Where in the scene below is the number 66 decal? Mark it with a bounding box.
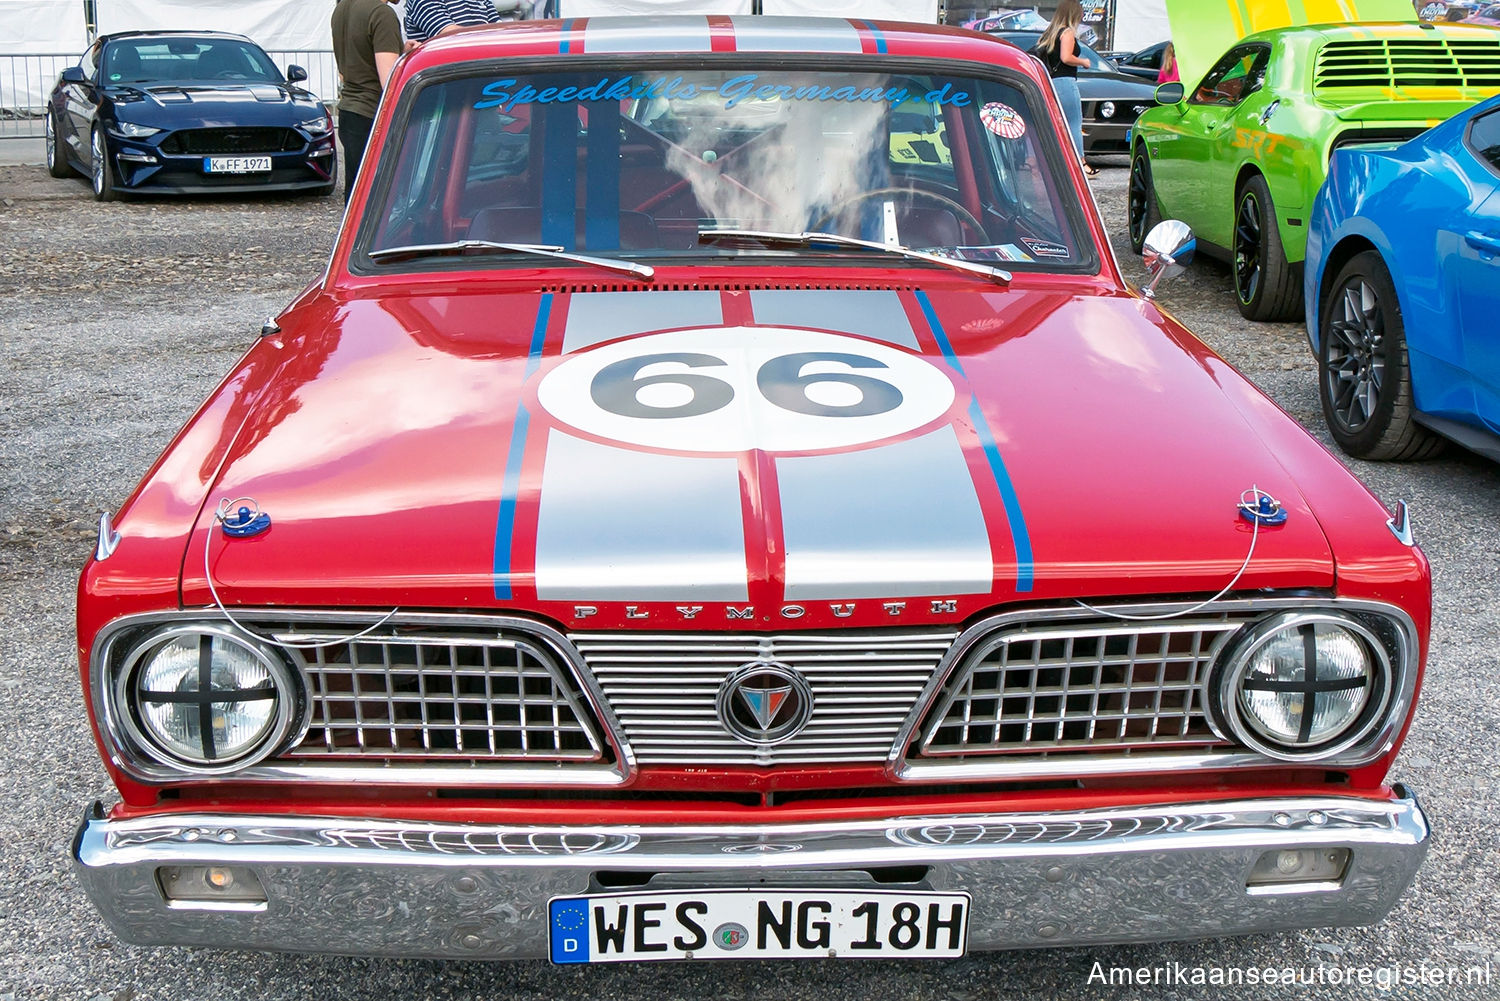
[537,326,958,454]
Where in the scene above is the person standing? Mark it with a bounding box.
[404,0,504,44]
[1157,41,1179,85]
[331,0,402,204]
[1034,0,1095,176]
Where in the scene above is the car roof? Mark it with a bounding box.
[100,31,255,46]
[400,15,1042,76]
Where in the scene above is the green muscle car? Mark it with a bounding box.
[1128,0,1500,320]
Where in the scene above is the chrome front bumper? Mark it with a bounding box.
[72,792,1429,960]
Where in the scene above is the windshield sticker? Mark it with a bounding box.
[474,75,972,113]
[1019,237,1070,259]
[980,102,1026,139]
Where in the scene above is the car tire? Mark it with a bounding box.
[1232,174,1301,321]
[1127,143,1160,255]
[1318,250,1443,461]
[90,125,117,202]
[45,110,74,178]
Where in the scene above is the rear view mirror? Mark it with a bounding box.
[61,66,86,84]
[1142,219,1195,298]
[1154,81,1184,104]
[287,65,308,83]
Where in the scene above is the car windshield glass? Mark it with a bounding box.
[102,38,282,84]
[360,64,1092,273]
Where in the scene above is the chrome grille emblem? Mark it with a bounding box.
[715,662,814,745]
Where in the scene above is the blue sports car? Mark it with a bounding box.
[46,31,336,200]
[1304,94,1500,462]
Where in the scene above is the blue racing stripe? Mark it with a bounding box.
[915,289,1034,592]
[559,18,576,54]
[856,19,888,54]
[493,294,553,599]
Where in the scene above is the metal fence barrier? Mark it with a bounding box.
[0,50,340,140]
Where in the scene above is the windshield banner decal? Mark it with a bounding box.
[474,75,972,112]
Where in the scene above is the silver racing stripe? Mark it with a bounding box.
[581,16,714,54]
[729,16,864,52]
[777,425,994,600]
[560,291,724,353]
[748,290,919,349]
[533,431,749,601]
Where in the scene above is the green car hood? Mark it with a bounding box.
[1164,0,1417,93]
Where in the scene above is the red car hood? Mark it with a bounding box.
[183,284,1333,624]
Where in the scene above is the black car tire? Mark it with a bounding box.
[1127,143,1160,255]
[46,110,74,178]
[1318,250,1443,461]
[90,125,117,202]
[1232,174,1300,321]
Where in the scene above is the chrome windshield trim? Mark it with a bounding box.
[88,610,636,787]
[886,596,1421,782]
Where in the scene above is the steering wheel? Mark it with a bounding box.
[809,187,985,243]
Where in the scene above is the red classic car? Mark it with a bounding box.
[73,16,1430,962]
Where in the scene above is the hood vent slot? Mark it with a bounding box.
[539,281,918,294]
[1314,36,1500,91]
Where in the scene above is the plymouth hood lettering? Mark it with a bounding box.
[185,288,1334,612]
[1164,0,1417,96]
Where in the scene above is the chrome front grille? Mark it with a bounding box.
[282,629,607,762]
[572,630,958,766]
[917,619,1239,759]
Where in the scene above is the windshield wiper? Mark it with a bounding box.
[367,240,654,281]
[697,228,1011,285]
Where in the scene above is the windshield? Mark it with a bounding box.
[359,63,1094,274]
[102,37,283,85]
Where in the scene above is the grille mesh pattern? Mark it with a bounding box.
[918,619,1241,758]
[573,631,957,766]
[1314,37,1500,90]
[284,631,606,761]
[161,127,302,154]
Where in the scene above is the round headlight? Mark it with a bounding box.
[117,625,301,772]
[1210,612,1391,760]
[1099,101,1117,119]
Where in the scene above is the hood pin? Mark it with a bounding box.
[1238,487,1288,526]
[218,499,272,538]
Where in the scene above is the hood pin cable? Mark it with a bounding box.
[204,497,400,650]
[1073,486,1284,622]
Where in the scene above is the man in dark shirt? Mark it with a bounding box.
[331,0,402,204]
[404,0,504,44]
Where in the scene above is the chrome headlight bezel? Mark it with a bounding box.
[110,623,305,775]
[1099,100,1117,119]
[1207,610,1396,761]
[111,120,161,139]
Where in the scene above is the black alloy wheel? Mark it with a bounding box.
[1232,174,1301,321]
[46,109,73,178]
[1318,250,1441,461]
[1127,144,1160,255]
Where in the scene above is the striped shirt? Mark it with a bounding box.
[404,0,502,42]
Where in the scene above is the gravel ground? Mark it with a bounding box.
[0,157,1496,1001]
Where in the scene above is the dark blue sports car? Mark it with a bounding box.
[46,31,336,200]
[1304,94,1500,462]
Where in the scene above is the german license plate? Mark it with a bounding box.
[203,156,271,173]
[548,889,969,963]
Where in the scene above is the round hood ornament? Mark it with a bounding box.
[716,662,814,745]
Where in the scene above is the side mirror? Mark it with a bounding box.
[286,65,308,83]
[1142,219,1195,298]
[1154,81,1184,104]
[61,66,87,84]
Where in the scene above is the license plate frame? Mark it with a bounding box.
[548,888,970,964]
[203,155,272,174]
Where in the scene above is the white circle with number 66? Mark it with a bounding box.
[536,326,959,454]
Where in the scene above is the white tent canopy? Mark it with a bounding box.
[1111,0,1171,53]
[0,0,89,111]
[97,0,338,51]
